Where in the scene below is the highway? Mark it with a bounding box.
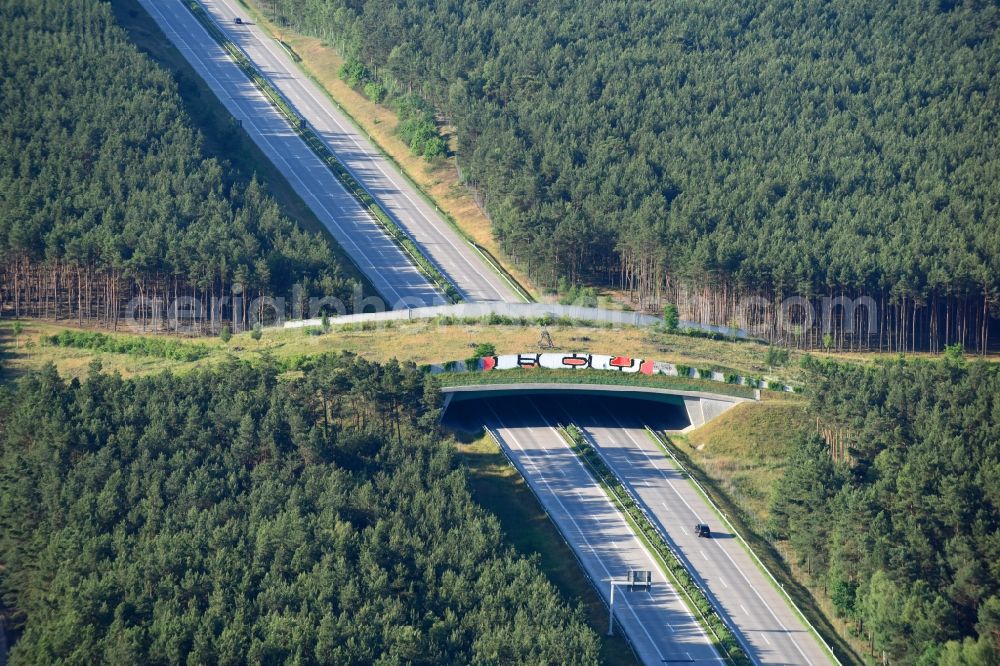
[197,0,522,304]
[140,3,827,662]
[551,395,834,665]
[138,0,444,309]
[481,397,722,665]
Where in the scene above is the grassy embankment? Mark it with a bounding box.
[232,0,540,301]
[109,0,378,299]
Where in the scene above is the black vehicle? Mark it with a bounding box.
[234,17,243,25]
[694,523,711,538]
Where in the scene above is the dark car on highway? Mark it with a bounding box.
[694,523,711,538]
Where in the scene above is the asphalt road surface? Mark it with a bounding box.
[140,1,825,661]
[549,395,834,665]
[199,0,522,304]
[481,397,722,665]
[138,0,444,308]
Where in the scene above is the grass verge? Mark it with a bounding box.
[452,430,637,666]
[559,425,748,665]
[179,0,459,302]
[644,428,845,664]
[110,0,377,299]
[655,427,863,665]
[235,0,539,302]
[683,400,811,519]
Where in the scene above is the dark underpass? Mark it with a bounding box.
[442,393,691,433]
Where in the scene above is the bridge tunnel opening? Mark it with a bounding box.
[441,392,691,434]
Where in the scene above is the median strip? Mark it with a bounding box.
[481,426,644,662]
[231,0,534,302]
[645,427,842,664]
[182,1,461,303]
[559,424,751,666]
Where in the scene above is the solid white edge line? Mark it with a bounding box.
[206,0,516,302]
[145,0,436,307]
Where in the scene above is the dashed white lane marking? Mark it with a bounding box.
[760,632,772,645]
[485,407,673,662]
[739,603,750,615]
[597,411,818,666]
[217,0,514,301]
[141,0,436,307]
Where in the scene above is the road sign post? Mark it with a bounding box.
[608,581,616,636]
[608,569,651,636]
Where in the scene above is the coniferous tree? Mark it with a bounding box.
[0,355,602,664]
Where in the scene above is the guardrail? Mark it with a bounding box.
[183,1,461,302]
[482,426,641,662]
[645,427,841,664]
[564,425,752,666]
[231,0,534,303]
[467,241,532,302]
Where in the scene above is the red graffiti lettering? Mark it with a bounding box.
[609,356,634,368]
[561,354,590,368]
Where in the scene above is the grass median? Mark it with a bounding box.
[655,422,862,665]
[559,425,749,665]
[235,0,539,301]
[180,0,460,302]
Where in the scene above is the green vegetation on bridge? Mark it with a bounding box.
[437,368,757,400]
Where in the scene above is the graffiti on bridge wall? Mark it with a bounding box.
[481,353,662,375]
[434,351,793,393]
